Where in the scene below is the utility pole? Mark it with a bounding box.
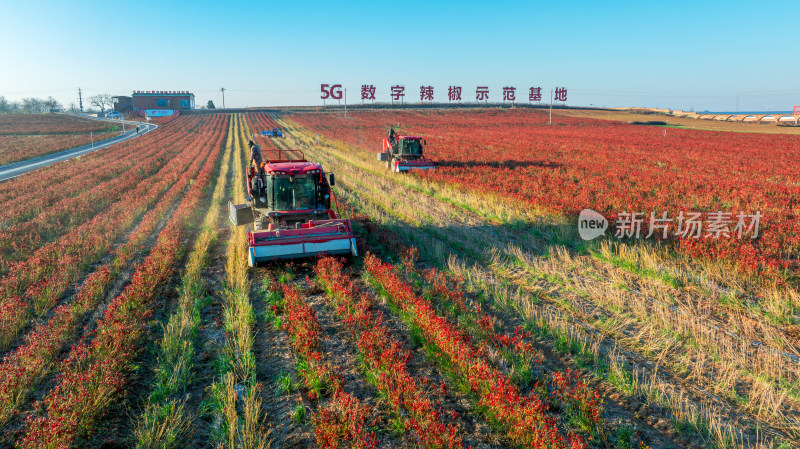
[78,88,83,112]
[344,88,347,118]
[220,87,226,109]
[549,89,553,125]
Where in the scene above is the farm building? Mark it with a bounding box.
[132,91,195,117]
[112,96,132,113]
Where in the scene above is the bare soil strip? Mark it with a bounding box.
[250,268,316,448]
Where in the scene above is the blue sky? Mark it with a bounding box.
[1,0,798,111]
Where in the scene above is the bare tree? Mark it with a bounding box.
[21,98,46,113]
[89,94,113,115]
[44,96,62,112]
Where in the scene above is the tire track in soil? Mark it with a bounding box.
[183,225,228,449]
[250,267,315,449]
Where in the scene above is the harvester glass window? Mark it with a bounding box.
[272,175,317,211]
[403,140,421,155]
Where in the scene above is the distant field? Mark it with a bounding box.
[0,114,114,135]
[556,108,800,134]
[0,114,118,165]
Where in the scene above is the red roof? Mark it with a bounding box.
[398,135,422,139]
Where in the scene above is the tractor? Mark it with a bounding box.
[229,147,356,266]
[377,128,435,172]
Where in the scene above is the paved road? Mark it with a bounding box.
[0,116,157,182]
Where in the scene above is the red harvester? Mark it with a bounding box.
[377,130,435,172]
[229,147,357,266]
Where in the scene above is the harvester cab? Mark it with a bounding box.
[229,147,357,266]
[261,128,283,137]
[377,128,435,172]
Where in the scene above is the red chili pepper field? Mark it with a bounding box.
[0,109,798,448]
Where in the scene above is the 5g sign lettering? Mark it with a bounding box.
[320,84,343,100]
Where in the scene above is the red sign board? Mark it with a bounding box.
[794,105,800,114]
[318,84,568,104]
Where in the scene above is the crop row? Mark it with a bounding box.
[274,282,377,448]
[244,112,281,151]
[397,248,544,384]
[206,114,269,448]
[0,114,122,165]
[0,115,229,429]
[0,116,198,263]
[0,134,112,165]
[133,122,233,447]
[18,115,226,448]
[0,115,226,351]
[0,114,114,135]
[364,254,596,448]
[0,116,180,203]
[291,110,800,284]
[314,256,465,448]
